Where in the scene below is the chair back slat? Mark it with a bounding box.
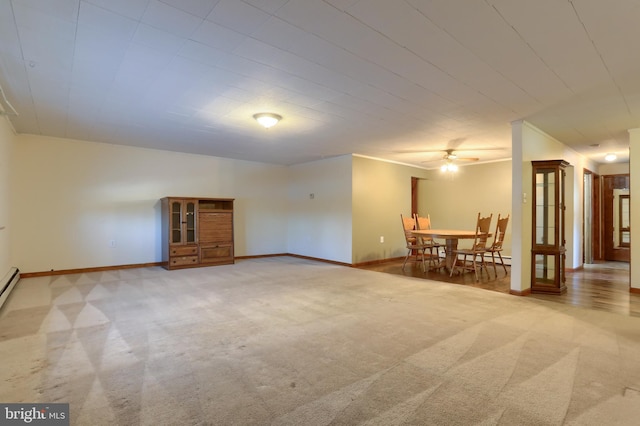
[400,214,418,245]
[414,214,432,231]
[472,213,493,250]
[491,214,510,251]
[414,214,438,245]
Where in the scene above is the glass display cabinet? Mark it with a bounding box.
[531,160,569,294]
[162,197,234,270]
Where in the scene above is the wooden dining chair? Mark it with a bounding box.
[413,213,443,270]
[400,214,428,272]
[449,212,493,281]
[487,214,510,276]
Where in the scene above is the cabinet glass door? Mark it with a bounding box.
[186,201,196,243]
[533,253,556,284]
[534,168,556,246]
[171,201,182,243]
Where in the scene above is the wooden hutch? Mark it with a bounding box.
[161,197,234,270]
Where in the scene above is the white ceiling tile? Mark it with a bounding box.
[207,0,272,35]
[17,0,79,23]
[132,23,186,54]
[160,0,219,17]
[12,1,77,65]
[322,0,360,12]
[490,0,607,98]
[241,0,288,14]
[251,16,304,52]
[0,1,22,59]
[111,44,172,94]
[142,0,203,38]
[84,0,150,20]
[178,40,229,67]
[190,20,247,52]
[78,2,138,41]
[0,0,636,165]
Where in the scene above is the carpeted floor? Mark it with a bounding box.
[1,256,639,425]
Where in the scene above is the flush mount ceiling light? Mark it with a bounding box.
[605,153,617,162]
[253,112,282,129]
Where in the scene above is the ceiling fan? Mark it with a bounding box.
[439,149,479,163]
[394,143,506,170]
[423,149,480,172]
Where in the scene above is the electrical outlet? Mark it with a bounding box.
[309,193,315,199]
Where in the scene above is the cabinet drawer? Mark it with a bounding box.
[170,255,198,267]
[200,244,233,263]
[170,245,198,256]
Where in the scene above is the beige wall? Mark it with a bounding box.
[352,155,430,264]
[0,116,14,277]
[9,136,433,272]
[8,126,630,280]
[417,159,513,257]
[287,155,353,263]
[512,120,598,293]
[11,134,289,273]
[598,162,629,176]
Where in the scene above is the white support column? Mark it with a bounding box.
[628,129,640,291]
[510,120,528,294]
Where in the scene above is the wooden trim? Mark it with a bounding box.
[352,257,405,268]
[411,176,418,217]
[20,262,164,278]
[630,287,640,294]
[19,254,352,278]
[602,174,630,262]
[509,288,532,296]
[285,253,352,267]
[235,253,289,260]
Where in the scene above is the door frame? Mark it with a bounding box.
[583,169,601,262]
[602,174,630,262]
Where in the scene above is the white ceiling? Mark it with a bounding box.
[0,0,635,168]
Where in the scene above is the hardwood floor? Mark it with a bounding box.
[357,256,640,317]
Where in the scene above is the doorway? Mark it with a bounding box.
[603,174,630,262]
[583,169,601,263]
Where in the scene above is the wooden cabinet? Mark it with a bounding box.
[531,160,568,294]
[162,197,234,270]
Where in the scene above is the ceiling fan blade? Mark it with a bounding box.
[455,157,479,162]
[395,147,505,155]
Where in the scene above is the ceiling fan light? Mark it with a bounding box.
[253,112,282,128]
[441,162,458,172]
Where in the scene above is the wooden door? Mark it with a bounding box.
[603,174,630,262]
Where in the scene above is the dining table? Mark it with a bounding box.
[411,229,491,271]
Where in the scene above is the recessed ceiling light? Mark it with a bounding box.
[605,153,617,162]
[253,113,282,129]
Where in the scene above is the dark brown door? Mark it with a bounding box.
[603,174,630,262]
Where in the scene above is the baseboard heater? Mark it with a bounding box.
[0,267,20,311]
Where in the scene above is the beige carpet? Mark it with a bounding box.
[1,256,639,425]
